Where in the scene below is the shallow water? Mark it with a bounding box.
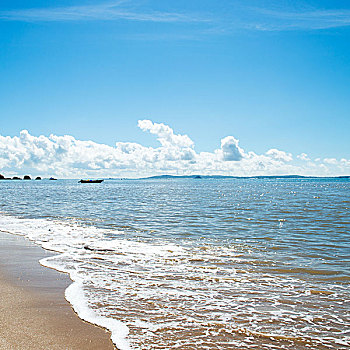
[0,178,349,349]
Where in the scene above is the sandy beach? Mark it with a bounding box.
[0,231,115,350]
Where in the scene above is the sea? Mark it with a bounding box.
[0,178,349,349]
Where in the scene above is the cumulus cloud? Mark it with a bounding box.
[0,120,349,178]
[297,153,310,161]
[219,136,245,161]
[266,149,293,162]
[341,158,350,166]
[324,158,338,165]
[138,120,194,149]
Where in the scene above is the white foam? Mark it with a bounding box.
[0,213,132,349]
[1,212,349,350]
[88,238,183,256]
[65,282,131,350]
[46,262,133,348]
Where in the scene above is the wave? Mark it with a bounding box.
[1,212,349,349]
[0,213,131,349]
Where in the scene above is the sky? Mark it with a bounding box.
[0,0,349,178]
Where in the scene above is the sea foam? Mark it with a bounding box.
[0,213,132,349]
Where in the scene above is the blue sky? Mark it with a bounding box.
[0,0,349,177]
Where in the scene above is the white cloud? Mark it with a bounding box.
[2,2,350,33]
[253,8,350,31]
[0,120,349,178]
[323,157,350,167]
[297,153,310,161]
[324,158,338,165]
[0,2,207,23]
[266,149,293,162]
[138,120,194,149]
[219,136,244,161]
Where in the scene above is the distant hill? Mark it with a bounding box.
[137,174,350,180]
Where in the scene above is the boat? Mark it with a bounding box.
[79,179,104,183]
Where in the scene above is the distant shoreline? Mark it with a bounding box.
[136,174,350,180]
[1,174,349,181]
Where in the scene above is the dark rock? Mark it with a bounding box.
[12,176,21,180]
[49,177,57,180]
[84,244,114,252]
[35,177,42,180]
[23,175,31,180]
[0,174,4,180]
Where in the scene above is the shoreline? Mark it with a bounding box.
[0,230,115,350]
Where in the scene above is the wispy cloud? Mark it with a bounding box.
[0,1,208,23]
[248,7,350,31]
[1,1,350,32]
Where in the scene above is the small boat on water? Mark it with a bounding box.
[79,179,104,183]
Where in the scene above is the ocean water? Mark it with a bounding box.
[0,178,349,349]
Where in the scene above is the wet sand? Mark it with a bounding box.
[0,231,115,350]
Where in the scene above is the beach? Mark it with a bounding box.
[1,0,349,347]
[0,231,114,350]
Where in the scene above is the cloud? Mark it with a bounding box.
[0,120,349,178]
[341,158,350,166]
[219,136,244,161]
[251,8,350,30]
[1,2,350,33]
[324,158,338,165]
[266,149,293,162]
[297,153,310,161]
[138,120,194,149]
[0,2,207,24]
